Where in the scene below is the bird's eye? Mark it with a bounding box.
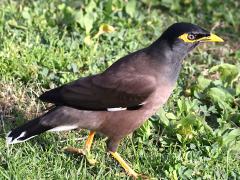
[187,34,196,40]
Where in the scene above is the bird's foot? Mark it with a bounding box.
[85,152,97,165]
[64,146,86,155]
[64,146,97,165]
[109,151,151,179]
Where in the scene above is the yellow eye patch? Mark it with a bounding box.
[178,33,200,43]
[178,33,224,43]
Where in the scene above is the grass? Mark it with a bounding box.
[0,0,240,179]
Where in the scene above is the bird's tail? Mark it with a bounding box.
[6,106,81,144]
[6,114,52,145]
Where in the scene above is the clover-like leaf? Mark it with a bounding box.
[125,0,136,17]
[210,63,239,85]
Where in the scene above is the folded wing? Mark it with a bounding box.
[39,73,156,111]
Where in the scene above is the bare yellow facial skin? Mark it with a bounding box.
[178,33,224,43]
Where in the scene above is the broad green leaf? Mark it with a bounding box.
[210,63,239,85]
[58,3,65,10]
[71,63,78,73]
[104,0,112,14]
[22,8,31,20]
[177,98,184,112]
[207,87,234,110]
[83,13,95,34]
[197,75,212,90]
[125,0,136,17]
[236,83,240,95]
[207,87,234,104]
[137,120,153,141]
[176,134,182,143]
[166,113,177,120]
[157,108,170,126]
[75,10,84,28]
[85,1,96,13]
[222,129,240,151]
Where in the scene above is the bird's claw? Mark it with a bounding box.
[64,146,86,155]
[63,146,97,165]
[85,152,97,165]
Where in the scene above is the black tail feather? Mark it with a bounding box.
[6,116,52,144]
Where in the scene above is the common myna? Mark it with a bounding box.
[6,23,223,178]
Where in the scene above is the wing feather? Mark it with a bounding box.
[39,73,156,111]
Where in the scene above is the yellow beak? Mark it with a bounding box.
[201,33,224,42]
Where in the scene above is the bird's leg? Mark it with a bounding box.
[64,130,96,165]
[108,138,149,179]
[84,130,95,152]
[107,138,139,178]
[110,151,139,179]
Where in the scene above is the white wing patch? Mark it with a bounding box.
[107,107,127,111]
[107,102,146,112]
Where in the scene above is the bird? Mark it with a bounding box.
[6,22,223,178]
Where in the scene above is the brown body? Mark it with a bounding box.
[40,50,175,151]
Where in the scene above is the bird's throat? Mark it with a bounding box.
[148,44,185,83]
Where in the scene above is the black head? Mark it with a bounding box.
[148,22,223,82]
[159,22,223,53]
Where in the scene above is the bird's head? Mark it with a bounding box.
[149,22,224,81]
[159,22,224,53]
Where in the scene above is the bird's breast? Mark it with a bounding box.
[147,82,175,108]
[96,82,175,139]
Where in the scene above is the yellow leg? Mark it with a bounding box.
[85,130,95,152]
[110,151,139,178]
[64,131,96,165]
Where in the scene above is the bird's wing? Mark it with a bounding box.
[39,73,156,111]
